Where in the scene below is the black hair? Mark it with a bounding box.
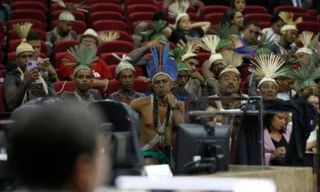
[0,1,9,23]
[220,9,238,26]
[26,31,41,42]
[270,11,283,25]
[152,11,169,22]
[245,20,261,29]
[264,113,287,134]
[230,0,246,9]
[7,98,103,190]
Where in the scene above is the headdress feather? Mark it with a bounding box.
[170,45,188,71]
[140,20,168,42]
[286,64,320,90]
[177,40,199,61]
[279,12,302,26]
[219,50,242,77]
[13,22,32,42]
[213,24,239,50]
[168,1,189,19]
[199,35,220,54]
[296,31,318,54]
[112,53,135,76]
[98,31,120,42]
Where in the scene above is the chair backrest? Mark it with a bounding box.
[54,52,69,69]
[12,9,46,23]
[11,1,46,12]
[89,11,123,25]
[244,14,272,22]
[51,10,86,22]
[128,12,155,26]
[204,13,224,25]
[297,22,320,34]
[92,20,128,32]
[126,4,158,19]
[52,20,87,34]
[244,6,268,14]
[54,81,76,96]
[98,41,134,55]
[197,53,210,69]
[273,6,305,13]
[53,40,79,55]
[293,13,314,22]
[97,30,132,42]
[13,0,47,6]
[0,84,10,118]
[89,3,121,13]
[199,6,229,21]
[86,0,119,5]
[7,19,45,31]
[8,28,46,41]
[100,52,127,66]
[126,0,156,6]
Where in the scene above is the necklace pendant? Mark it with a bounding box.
[158,133,165,144]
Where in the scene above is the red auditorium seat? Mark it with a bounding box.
[107,79,149,96]
[7,19,45,31]
[54,81,76,96]
[98,41,134,55]
[307,9,317,17]
[241,81,247,94]
[131,20,151,34]
[51,10,86,22]
[317,15,320,23]
[198,6,229,21]
[12,9,46,23]
[244,14,272,22]
[259,22,270,29]
[63,0,83,3]
[126,0,156,6]
[297,22,320,34]
[197,53,210,68]
[13,0,47,6]
[89,12,123,25]
[7,52,47,65]
[239,65,251,82]
[126,4,158,19]
[293,13,314,21]
[204,13,224,26]
[52,20,87,34]
[8,40,48,55]
[244,6,268,14]
[0,84,11,119]
[89,3,121,13]
[8,29,46,41]
[100,52,126,65]
[53,40,79,56]
[128,12,155,27]
[93,20,128,33]
[107,65,144,79]
[0,69,6,78]
[54,52,69,69]
[97,30,132,42]
[11,1,46,12]
[273,6,305,13]
[87,0,119,5]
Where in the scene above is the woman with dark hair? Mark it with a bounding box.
[262,12,285,43]
[230,0,246,13]
[264,112,291,166]
[220,9,244,30]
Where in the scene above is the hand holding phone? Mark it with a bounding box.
[26,61,37,71]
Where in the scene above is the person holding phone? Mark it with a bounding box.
[3,23,55,112]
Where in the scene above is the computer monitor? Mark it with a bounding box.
[175,124,230,175]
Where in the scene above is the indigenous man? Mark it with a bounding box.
[109,54,145,104]
[295,31,318,67]
[270,12,301,55]
[130,45,185,165]
[3,23,55,112]
[60,29,113,95]
[60,46,102,105]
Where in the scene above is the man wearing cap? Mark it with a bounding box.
[4,23,55,112]
[108,54,145,104]
[295,31,317,67]
[60,28,111,96]
[46,11,77,55]
[270,12,301,55]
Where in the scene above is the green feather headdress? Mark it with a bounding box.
[170,45,188,71]
[66,45,99,77]
[286,64,320,91]
[310,48,320,66]
[140,20,168,42]
[250,33,274,55]
[213,24,239,50]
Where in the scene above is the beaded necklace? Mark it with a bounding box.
[74,91,95,105]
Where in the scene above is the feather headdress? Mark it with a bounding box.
[296,31,318,55]
[13,22,34,56]
[112,54,135,77]
[249,54,286,87]
[168,1,189,26]
[147,44,178,82]
[200,35,224,66]
[286,64,320,91]
[176,40,199,61]
[219,50,242,77]
[310,48,320,66]
[66,45,98,77]
[250,34,274,56]
[140,20,168,42]
[99,31,120,42]
[279,12,302,34]
[170,45,188,71]
[214,24,239,50]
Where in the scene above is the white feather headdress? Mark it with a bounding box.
[200,35,224,66]
[99,31,120,42]
[168,1,189,25]
[296,31,318,55]
[249,54,286,87]
[219,50,242,77]
[279,12,302,34]
[176,40,199,61]
[112,53,135,77]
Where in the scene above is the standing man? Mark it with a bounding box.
[109,54,145,104]
[130,45,184,165]
[61,46,103,105]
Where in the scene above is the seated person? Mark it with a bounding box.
[4,23,55,112]
[60,28,111,96]
[8,98,109,192]
[262,12,285,43]
[46,11,77,55]
[27,31,59,83]
[61,46,103,105]
[242,21,264,46]
[109,54,145,104]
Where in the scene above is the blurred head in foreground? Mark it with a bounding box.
[8,98,110,192]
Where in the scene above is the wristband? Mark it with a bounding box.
[170,105,179,111]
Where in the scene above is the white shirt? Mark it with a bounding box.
[292,0,302,7]
[277,90,296,101]
[262,28,280,43]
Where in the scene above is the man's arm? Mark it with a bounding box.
[3,74,28,112]
[127,46,150,65]
[171,101,185,126]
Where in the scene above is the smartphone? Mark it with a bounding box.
[26,61,37,71]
